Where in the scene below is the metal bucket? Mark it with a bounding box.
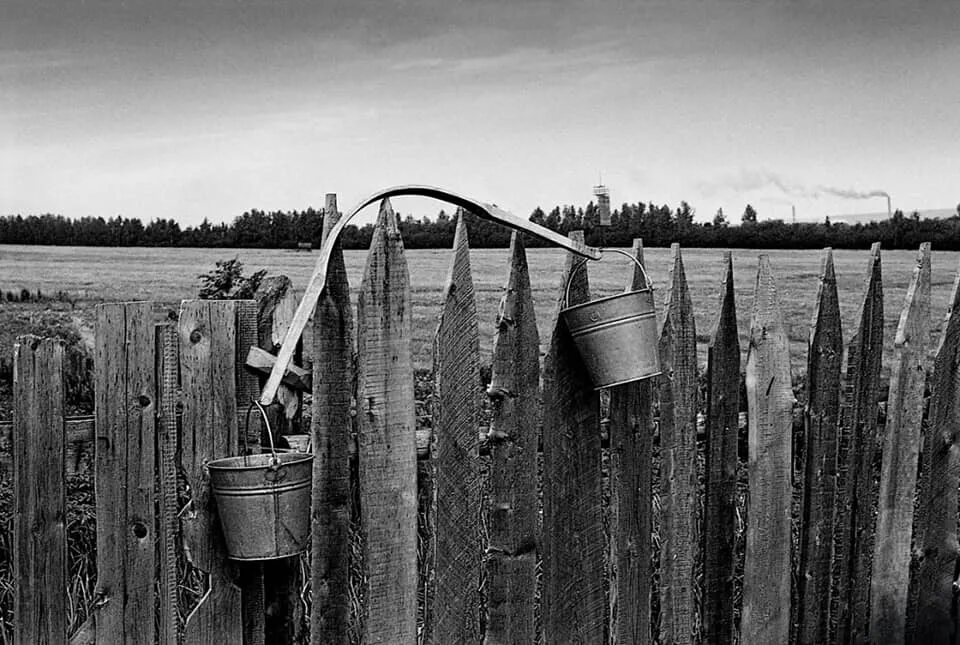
[560,248,661,389]
[207,403,313,560]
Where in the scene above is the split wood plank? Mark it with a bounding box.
[156,324,180,645]
[541,230,606,644]
[913,257,960,643]
[702,251,740,645]
[833,242,883,645]
[427,210,481,643]
[179,299,243,645]
[742,255,793,644]
[310,193,354,645]
[93,302,157,645]
[657,243,699,645]
[484,232,540,645]
[870,242,931,643]
[356,198,418,644]
[796,249,842,645]
[13,336,67,645]
[608,239,654,645]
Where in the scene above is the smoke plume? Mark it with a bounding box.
[707,169,889,202]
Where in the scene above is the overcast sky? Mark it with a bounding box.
[3,0,958,226]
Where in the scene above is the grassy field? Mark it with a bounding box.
[2,243,959,375]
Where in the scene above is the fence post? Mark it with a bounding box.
[541,230,606,644]
[796,249,842,644]
[310,193,354,645]
[913,258,960,642]
[833,241,883,644]
[703,252,740,645]
[13,336,67,645]
[607,238,655,645]
[870,242,931,643]
[427,211,481,643]
[356,197,418,643]
[484,232,540,645]
[93,302,158,645]
[657,243,699,645]
[742,255,792,644]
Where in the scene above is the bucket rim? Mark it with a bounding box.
[560,286,653,315]
[208,452,313,471]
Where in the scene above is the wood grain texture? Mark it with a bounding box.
[156,324,181,645]
[483,232,540,645]
[179,299,243,645]
[93,302,157,645]
[607,239,654,645]
[913,258,960,643]
[702,251,740,645]
[541,230,606,644]
[310,194,353,645]
[356,198,418,644]
[796,249,842,645]
[657,243,699,645]
[13,336,67,645]
[742,255,793,644]
[870,243,931,643]
[833,242,883,645]
[428,211,481,643]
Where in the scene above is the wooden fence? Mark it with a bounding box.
[4,197,960,644]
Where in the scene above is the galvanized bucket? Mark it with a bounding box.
[560,248,661,389]
[208,402,313,561]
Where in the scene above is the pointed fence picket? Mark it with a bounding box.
[9,208,960,645]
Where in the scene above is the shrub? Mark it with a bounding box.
[197,257,267,300]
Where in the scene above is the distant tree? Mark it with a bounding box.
[742,204,758,225]
[713,207,727,227]
[824,215,832,228]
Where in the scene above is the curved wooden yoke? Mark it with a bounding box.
[258,184,602,405]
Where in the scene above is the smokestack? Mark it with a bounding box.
[886,195,892,217]
[791,205,796,224]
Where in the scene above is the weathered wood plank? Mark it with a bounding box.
[796,249,843,644]
[870,242,931,643]
[833,241,883,645]
[427,212,481,643]
[913,257,960,643]
[742,255,793,644]
[702,251,740,645]
[156,323,181,645]
[310,193,353,645]
[93,302,157,645]
[542,230,606,644]
[608,239,654,645]
[356,198,418,644]
[13,336,67,645]
[484,232,540,645]
[180,299,243,645]
[657,243,699,645]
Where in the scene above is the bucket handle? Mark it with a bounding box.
[243,400,280,467]
[562,248,653,309]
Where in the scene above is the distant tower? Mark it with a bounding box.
[594,183,611,226]
[792,205,796,224]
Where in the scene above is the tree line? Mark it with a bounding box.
[2,202,959,250]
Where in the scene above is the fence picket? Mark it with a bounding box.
[703,251,740,645]
[13,336,67,645]
[484,232,540,645]
[607,238,655,645]
[179,300,243,645]
[542,230,606,643]
[428,211,481,643]
[657,243,699,645]
[356,198,418,643]
[833,241,884,644]
[796,249,842,644]
[742,255,792,644]
[310,193,354,645]
[156,323,181,645]
[870,242,932,643]
[913,258,960,642]
[93,302,157,645]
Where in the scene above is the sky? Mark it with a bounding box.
[2,0,959,227]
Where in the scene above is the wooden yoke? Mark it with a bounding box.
[258,185,601,405]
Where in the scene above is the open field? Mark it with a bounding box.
[2,243,959,374]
